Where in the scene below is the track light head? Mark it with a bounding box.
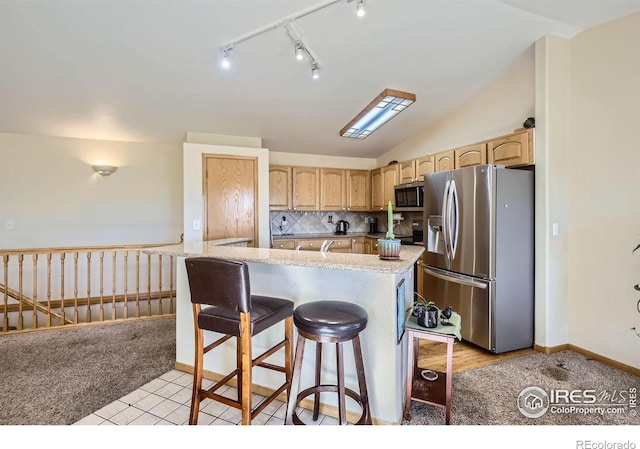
[221,48,232,69]
[295,41,304,61]
[311,63,320,80]
[356,0,365,17]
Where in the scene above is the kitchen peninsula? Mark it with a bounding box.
[145,239,424,424]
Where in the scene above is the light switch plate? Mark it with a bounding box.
[5,220,14,230]
[193,219,201,231]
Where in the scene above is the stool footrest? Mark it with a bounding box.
[292,384,369,425]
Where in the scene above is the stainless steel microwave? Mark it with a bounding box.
[394,181,424,211]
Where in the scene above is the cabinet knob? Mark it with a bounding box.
[310,243,313,246]
[337,241,341,245]
[279,244,284,248]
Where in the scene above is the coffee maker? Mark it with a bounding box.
[367,217,378,234]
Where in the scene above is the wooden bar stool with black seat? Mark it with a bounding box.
[285,300,372,425]
[185,257,294,425]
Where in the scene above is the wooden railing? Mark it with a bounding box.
[0,243,177,333]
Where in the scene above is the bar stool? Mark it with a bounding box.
[184,257,294,425]
[285,300,372,425]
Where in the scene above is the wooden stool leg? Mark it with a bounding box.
[312,341,322,421]
[352,334,372,424]
[285,334,306,425]
[189,307,203,425]
[336,342,346,425]
[240,312,252,425]
[284,316,294,398]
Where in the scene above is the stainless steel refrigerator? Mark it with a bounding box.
[422,164,534,353]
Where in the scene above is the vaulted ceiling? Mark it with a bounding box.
[2,0,640,157]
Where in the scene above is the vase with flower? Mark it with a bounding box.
[378,200,401,260]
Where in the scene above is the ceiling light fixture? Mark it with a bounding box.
[356,0,365,17]
[311,63,320,80]
[340,89,416,139]
[295,41,304,61]
[218,0,360,79]
[92,164,118,176]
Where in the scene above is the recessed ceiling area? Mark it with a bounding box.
[1,0,640,158]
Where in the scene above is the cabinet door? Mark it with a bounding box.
[454,143,487,169]
[292,167,320,211]
[320,168,346,211]
[435,150,455,172]
[272,239,295,250]
[400,160,417,183]
[487,130,533,167]
[364,239,372,254]
[370,168,383,211]
[352,237,365,254]
[417,155,435,179]
[416,259,424,299]
[346,170,370,211]
[382,164,399,206]
[269,165,292,210]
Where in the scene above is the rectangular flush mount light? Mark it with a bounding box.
[340,88,416,139]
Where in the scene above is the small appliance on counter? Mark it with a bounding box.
[366,217,378,234]
[335,220,350,235]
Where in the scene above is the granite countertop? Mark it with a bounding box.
[143,241,424,274]
[271,232,410,240]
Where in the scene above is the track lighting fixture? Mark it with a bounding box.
[221,48,232,69]
[218,0,362,80]
[295,41,304,61]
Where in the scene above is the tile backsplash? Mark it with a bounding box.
[269,210,422,237]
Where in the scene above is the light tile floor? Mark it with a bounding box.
[73,369,340,426]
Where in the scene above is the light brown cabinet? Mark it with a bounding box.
[400,160,417,183]
[352,237,365,254]
[364,236,379,255]
[292,167,320,211]
[454,143,487,168]
[320,168,346,211]
[269,165,292,211]
[346,170,370,211]
[382,164,400,207]
[416,259,424,299]
[272,239,296,250]
[487,129,533,167]
[370,168,383,211]
[417,155,435,179]
[434,150,455,172]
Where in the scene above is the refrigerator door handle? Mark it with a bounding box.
[441,180,451,260]
[450,179,459,259]
[424,266,489,289]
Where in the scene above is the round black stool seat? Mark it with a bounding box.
[285,300,372,425]
[293,300,368,341]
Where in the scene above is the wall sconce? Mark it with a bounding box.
[92,165,118,176]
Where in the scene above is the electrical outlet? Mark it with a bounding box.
[193,219,201,231]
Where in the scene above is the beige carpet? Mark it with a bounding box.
[0,316,176,425]
[405,350,640,425]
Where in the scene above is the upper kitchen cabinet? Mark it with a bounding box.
[417,155,435,179]
[399,159,417,183]
[370,168,383,210]
[292,166,320,211]
[269,165,292,211]
[382,164,400,207]
[320,168,346,211]
[435,150,455,172]
[487,129,533,167]
[346,169,370,211]
[454,142,487,169]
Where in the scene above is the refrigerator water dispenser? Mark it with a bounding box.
[427,215,444,254]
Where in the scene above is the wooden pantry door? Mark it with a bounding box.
[202,154,258,247]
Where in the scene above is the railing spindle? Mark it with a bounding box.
[135,252,141,318]
[158,255,163,315]
[123,251,128,319]
[18,255,24,330]
[73,252,79,324]
[99,251,104,322]
[147,254,151,316]
[169,255,175,314]
[86,252,92,323]
[3,255,9,332]
[32,254,38,329]
[60,253,66,324]
[47,253,52,327]
[112,251,116,320]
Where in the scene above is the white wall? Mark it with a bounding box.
[377,46,535,166]
[269,151,376,170]
[182,142,270,247]
[0,133,183,248]
[565,12,640,367]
